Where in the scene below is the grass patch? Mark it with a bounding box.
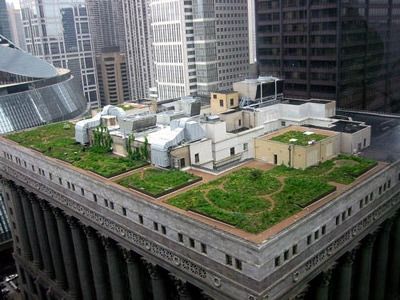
[6,122,147,178]
[168,156,376,233]
[270,130,328,146]
[116,168,201,197]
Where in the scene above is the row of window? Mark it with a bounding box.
[274,243,298,267]
[5,152,248,271]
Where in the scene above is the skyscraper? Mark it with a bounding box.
[150,0,249,101]
[256,0,400,112]
[19,0,99,108]
[122,0,155,100]
[0,0,11,40]
[86,0,130,105]
[6,2,27,50]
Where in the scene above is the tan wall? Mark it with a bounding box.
[255,132,340,169]
[219,111,244,132]
[170,146,190,168]
[210,92,239,114]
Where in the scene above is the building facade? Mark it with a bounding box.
[6,2,27,50]
[256,0,400,112]
[97,49,130,106]
[122,0,154,101]
[150,0,249,101]
[0,0,11,40]
[19,0,99,108]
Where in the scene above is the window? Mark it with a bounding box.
[59,177,62,185]
[243,143,248,151]
[213,94,217,99]
[235,258,242,270]
[336,216,340,225]
[281,121,286,126]
[370,192,373,201]
[104,199,109,207]
[230,147,235,156]
[314,230,319,240]
[292,244,298,255]
[72,184,75,191]
[341,211,346,221]
[388,180,391,188]
[81,188,85,196]
[347,207,352,216]
[31,165,35,171]
[274,256,280,267]
[161,225,166,235]
[195,153,200,163]
[49,173,53,180]
[189,238,195,248]
[307,234,312,245]
[153,222,159,231]
[122,207,127,216]
[178,233,184,243]
[379,186,382,194]
[360,199,363,209]
[230,98,234,106]
[110,202,114,210]
[93,194,97,202]
[226,254,233,265]
[67,182,71,189]
[321,225,326,235]
[139,215,143,224]
[284,250,289,260]
[219,99,224,107]
[201,243,207,254]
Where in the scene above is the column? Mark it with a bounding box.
[31,197,54,277]
[387,213,400,299]
[336,251,355,300]
[10,185,32,260]
[144,261,167,300]
[19,191,42,268]
[315,269,332,300]
[68,218,95,300]
[54,209,81,299]
[42,201,67,289]
[85,227,110,300]
[103,237,126,300]
[171,275,193,300]
[371,219,393,300]
[123,250,145,300]
[355,234,376,300]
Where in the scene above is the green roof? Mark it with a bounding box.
[270,130,328,146]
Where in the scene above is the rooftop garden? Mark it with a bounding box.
[270,130,328,146]
[168,155,376,233]
[117,168,201,197]
[6,122,147,178]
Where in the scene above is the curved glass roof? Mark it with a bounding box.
[0,38,57,79]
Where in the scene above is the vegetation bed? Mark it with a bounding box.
[116,168,202,197]
[7,122,147,178]
[270,130,328,146]
[168,155,376,233]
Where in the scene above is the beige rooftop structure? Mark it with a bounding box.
[255,126,340,169]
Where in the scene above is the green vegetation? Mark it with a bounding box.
[117,168,201,197]
[270,130,328,146]
[92,125,113,153]
[168,155,376,233]
[125,134,149,161]
[117,103,135,111]
[7,122,147,178]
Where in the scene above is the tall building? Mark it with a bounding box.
[86,0,131,105]
[248,0,257,64]
[86,0,126,55]
[19,0,99,108]
[256,0,400,112]
[122,0,154,100]
[6,3,27,50]
[0,0,11,40]
[150,0,249,101]
[97,48,130,106]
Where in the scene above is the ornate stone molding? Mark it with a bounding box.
[2,165,208,282]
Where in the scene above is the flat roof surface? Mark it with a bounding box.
[338,110,400,162]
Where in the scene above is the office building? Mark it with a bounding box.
[6,2,26,50]
[97,49,130,106]
[122,0,154,100]
[0,0,11,40]
[150,0,249,101]
[256,0,400,112]
[19,0,99,108]
[1,75,400,299]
